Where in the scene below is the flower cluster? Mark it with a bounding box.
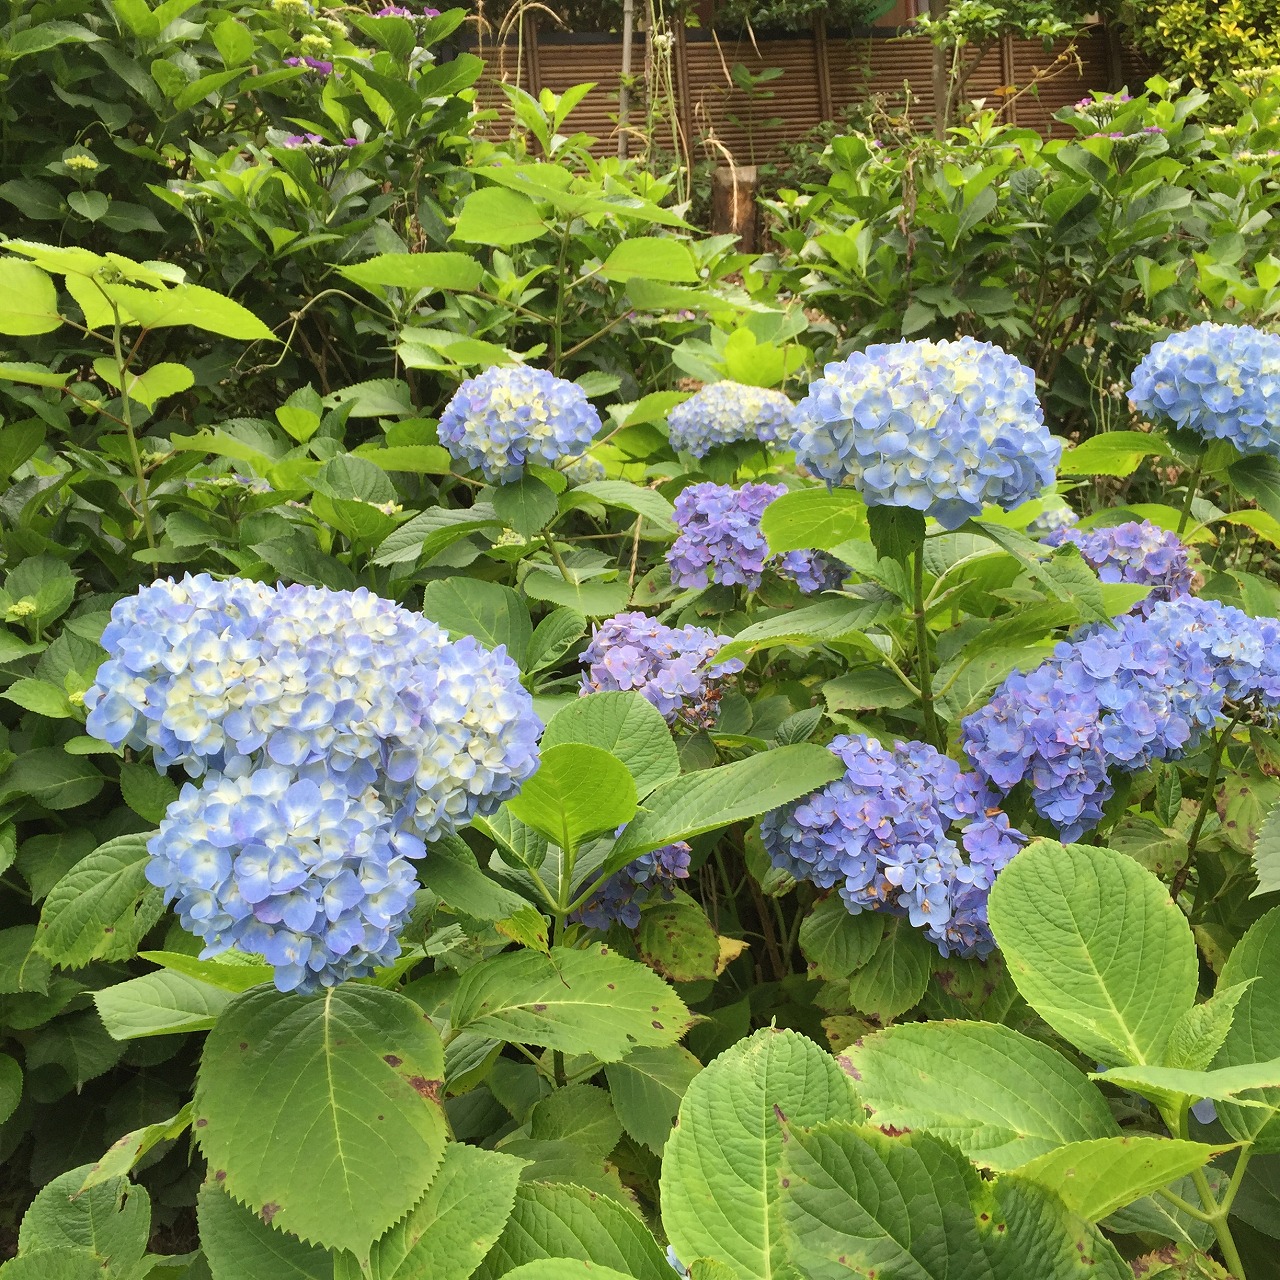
[1129,323,1280,457]
[789,338,1061,530]
[666,382,794,457]
[571,838,692,930]
[962,596,1280,840]
[1029,498,1079,538]
[438,365,601,484]
[1044,520,1193,611]
[85,576,541,991]
[761,735,1023,958]
[579,611,743,726]
[668,482,843,593]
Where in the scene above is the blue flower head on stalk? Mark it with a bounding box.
[666,381,794,457]
[437,365,602,483]
[761,734,1024,959]
[789,337,1060,530]
[668,481,845,593]
[1129,322,1280,458]
[962,596,1280,841]
[85,575,542,992]
[1044,519,1193,613]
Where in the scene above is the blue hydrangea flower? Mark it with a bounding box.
[149,767,420,994]
[579,610,743,727]
[85,576,543,991]
[1045,520,1193,612]
[761,734,1024,959]
[437,365,601,483]
[962,596,1280,840]
[1029,498,1079,537]
[790,338,1061,530]
[571,837,692,930]
[1129,323,1280,457]
[668,482,845,593]
[667,381,794,457]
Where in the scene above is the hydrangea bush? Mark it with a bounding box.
[666,381,794,456]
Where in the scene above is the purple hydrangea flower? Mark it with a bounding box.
[285,55,333,73]
[1044,520,1193,612]
[668,482,844,593]
[579,610,743,727]
[666,381,794,457]
[962,596,1280,840]
[1129,323,1280,457]
[571,838,692,930]
[1028,498,1078,537]
[438,365,601,483]
[761,734,1023,959]
[790,338,1061,530]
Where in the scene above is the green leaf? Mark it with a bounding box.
[94,969,235,1039]
[540,692,678,798]
[197,1185,335,1280]
[0,749,102,810]
[332,1143,522,1280]
[987,839,1197,1067]
[604,1044,702,1154]
[637,897,722,982]
[36,834,163,968]
[599,238,699,283]
[799,896,883,981]
[450,944,690,1060]
[118,762,178,825]
[1,677,73,718]
[18,1163,150,1271]
[1251,796,1280,896]
[1092,1059,1280,1116]
[761,487,868,554]
[1164,983,1253,1071]
[354,445,452,474]
[1211,906,1280,1151]
[845,916,933,1021]
[493,474,558,537]
[0,259,61,334]
[522,572,631,617]
[525,608,586,674]
[0,1253,113,1280]
[137,950,274,992]
[373,503,503,567]
[415,835,538,925]
[80,1104,193,1193]
[506,743,637,854]
[660,1027,861,1280]
[1229,455,1280,527]
[339,251,484,294]
[0,1053,20,1125]
[125,361,195,409]
[454,188,547,246]
[1058,431,1173,477]
[867,504,925,563]
[498,1264,633,1280]
[421,578,532,667]
[715,595,894,664]
[1013,1137,1227,1222]
[194,986,448,1257]
[0,361,69,387]
[475,1182,672,1280]
[560,481,676,528]
[779,1121,1131,1280]
[610,744,845,866]
[847,1020,1120,1170]
[100,282,275,342]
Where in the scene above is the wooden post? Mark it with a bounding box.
[522,10,541,97]
[673,16,694,171]
[711,164,758,252]
[813,14,834,122]
[1000,30,1016,126]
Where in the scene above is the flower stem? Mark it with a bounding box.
[542,531,573,582]
[913,546,943,750]
[1177,453,1204,536]
[1172,712,1240,899]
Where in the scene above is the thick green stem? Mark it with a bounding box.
[112,309,155,550]
[542,531,573,582]
[913,547,943,750]
[1177,454,1205,536]
[1164,1101,1249,1278]
[551,226,571,376]
[1172,713,1240,899]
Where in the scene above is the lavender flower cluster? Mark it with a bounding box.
[1028,498,1079,537]
[438,365,601,484]
[571,839,693,930]
[962,596,1280,841]
[666,381,794,457]
[668,482,844,594]
[1044,519,1193,611]
[1129,323,1280,457]
[761,734,1024,958]
[85,576,541,992]
[579,611,743,727]
[789,338,1061,530]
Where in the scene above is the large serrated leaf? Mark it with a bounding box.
[846,1020,1120,1170]
[333,1143,523,1280]
[604,1044,702,1154]
[450,945,689,1061]
[421,578,532,668]
[540,691,679,798]
[660,1027,860,1279]
[198,1184,334,1280]
[506,743,637,854]
[1012,1136,1228,1222]
[194,986,447,1258]
[987,840,1197,1067]
[779,1122,1131,1279]
[475,1182,671,1280]
[35,834,164,968]
[94,968,235,1039]
[18,1162,150,1271]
